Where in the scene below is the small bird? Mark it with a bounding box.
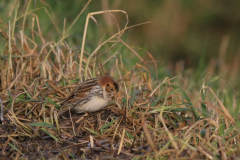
[58,76,119,115]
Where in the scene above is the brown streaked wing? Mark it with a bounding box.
[58,94,88,115]
[69,78,99,98]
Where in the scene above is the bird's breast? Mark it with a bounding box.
[74,96,109,113]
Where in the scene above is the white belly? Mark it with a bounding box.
[75,96,109,113]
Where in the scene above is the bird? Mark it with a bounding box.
[58,76,119,115]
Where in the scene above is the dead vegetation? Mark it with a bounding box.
[0,1,240,159]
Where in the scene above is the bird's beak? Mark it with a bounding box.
[112,92,118,101]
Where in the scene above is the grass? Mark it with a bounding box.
[0,1,240,159]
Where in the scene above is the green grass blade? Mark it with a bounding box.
[100,120,116,134]
[125,130,134,139]
[85,127,99,135]
[201,90,207,118]
[207,76,219,85]
[8,143,24,156]
[41,128,59,142]
[40,152,45,160]
[29,122,55,129]
[164,83,200,120]
[149,104,184,113]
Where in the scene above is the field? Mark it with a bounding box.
[0,1,240,159]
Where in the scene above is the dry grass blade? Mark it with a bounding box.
[149,77,174,97]
[117,127,125,155]
[204,86,236,124]
[158,114,178,150]
[80,10,128,80]
[120,39,145,63]
[141,114,157,152]
[197,144,214,160]
[218,138,227,160]
[67,0,92,34]
[90,135,94,149]
[0,97,3,124]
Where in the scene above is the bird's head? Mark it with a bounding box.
[99,76,119,98]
